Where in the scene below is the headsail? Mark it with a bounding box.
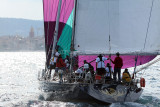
[74,0,160,55]
[43,0,74,66]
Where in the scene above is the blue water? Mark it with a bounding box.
[0,52,160,107]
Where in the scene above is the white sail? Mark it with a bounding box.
[74,0,160,55]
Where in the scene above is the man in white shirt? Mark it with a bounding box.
[84,60,89,73]
[50,49,59,67]
[53,49,60,65]
[49,49,60,79]
[96,54,108,75]
[75,65,83,79]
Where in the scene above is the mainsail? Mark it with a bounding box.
[74,0,160,55]
[73,0,160,69]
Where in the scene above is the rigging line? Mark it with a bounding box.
[108,0,111,37]
[136,0,155,76]
[108,0,111,64]
[143,0,155,50]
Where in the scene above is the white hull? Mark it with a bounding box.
[39,80,96,101]
[39,80,143,103]
[83,84,143,103]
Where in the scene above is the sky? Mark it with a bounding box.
[0,0,43,20]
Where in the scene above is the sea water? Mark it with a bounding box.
[0,52,160,107]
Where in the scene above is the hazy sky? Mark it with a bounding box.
[0,0,43,20]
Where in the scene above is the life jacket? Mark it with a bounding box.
[122,72,131,82]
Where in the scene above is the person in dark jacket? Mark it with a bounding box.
[55,55,66,83]
[84,60,94,77]
[56,55,66,70]
[122,69,131,83]
[53,55,66,81]
[110,52,123,82]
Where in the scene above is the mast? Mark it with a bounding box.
[107,0,112,65]
[71,0,77,52]
[70,0,77,73]
[51,0,62,58]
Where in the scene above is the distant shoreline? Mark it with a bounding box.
[0,18,44,37]
[0,36,45,52]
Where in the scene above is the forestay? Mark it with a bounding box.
[74,0,160,55]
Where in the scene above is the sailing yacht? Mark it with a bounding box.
[38,0,160,103]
